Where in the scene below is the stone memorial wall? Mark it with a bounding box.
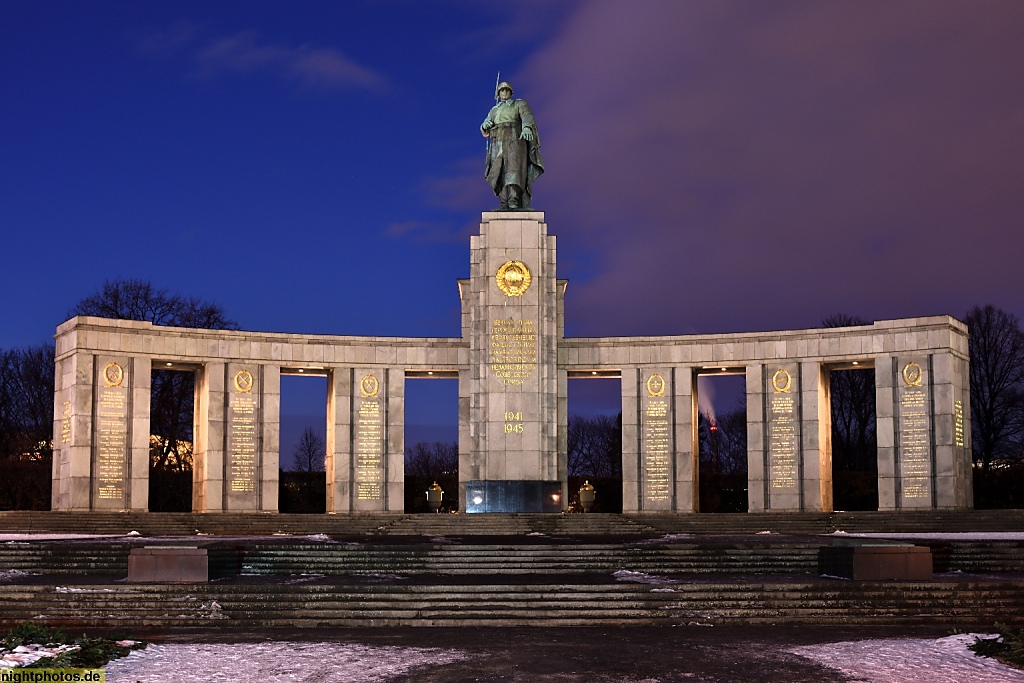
[51,212,973,514]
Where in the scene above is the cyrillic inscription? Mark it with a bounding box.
[355,396,383,501]
[490,319,537,385]
[899,365,931,500]
[95,378,128,501]
[643,398,671,502]
[767,370,799,492]
[228,371,258,494]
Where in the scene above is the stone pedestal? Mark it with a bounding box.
[819,543,933,580]
[459,212,565,511]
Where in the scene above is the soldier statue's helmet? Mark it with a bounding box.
[496,81,513,97]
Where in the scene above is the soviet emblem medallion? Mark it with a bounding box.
[902,362,923,387]
[646,373,666,397]
[495,260,531,297]
[772,369,792,393]
[360,374,380,398]
[234,369,254,393]
[103,362,124,388]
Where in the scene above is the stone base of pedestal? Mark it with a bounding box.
[128,546,241,582]
[819,543,933,580]
[465,480,562,513]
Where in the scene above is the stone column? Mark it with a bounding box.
[746,364,767,512]
[193,362,226,512]
[556,366,569,505]
[931,352,972,508]
[351,367,388,512]
[800,361,832,512]
[386,368,405,512]
[620,368,640,512]
[218,363,277,511]
[128,357,152,511]
[52,352,94,511]
[326,368,352,513]
[673,367,698,513]
[875,354,898,510]
[461,211,561,511]
[761,362,803,510]
[260,366,280,512]
[85,356,149,511]
[638,368,674,511]
[896,355,934,508]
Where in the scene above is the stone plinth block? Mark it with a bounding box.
[819,543,933,580]
[128,546,242,582]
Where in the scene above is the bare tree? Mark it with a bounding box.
[68,278,238,476]
[0,344,55,460]
[697,406,747,476]
[69,278,236,330]
[567,414,622,478]
[292,427,325,473]
[966,305,1024,471]
[405,441,458,480]
[822,314,877,472]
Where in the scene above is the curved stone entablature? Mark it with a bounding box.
[52,212,972,515]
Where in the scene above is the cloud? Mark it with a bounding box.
[515,0,1024,336]
[139,26,386,92]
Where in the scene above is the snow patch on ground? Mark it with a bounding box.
[791,633,1024,682]
[613,570,676,585]
[0,569,36,582]
[639,533,694,544]
[1,643,81,668]
[283,574,325,584]
[830,532,1024,541]
[0,533,126,541]
[104,642,470,682]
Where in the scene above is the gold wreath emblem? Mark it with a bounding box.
[772,368,792,393]
[360,374,379,398]
[902,362,923,387]
[646,373,666,397]
[234,369,254,394]
[103,362,124,388]
[495,260,532,297]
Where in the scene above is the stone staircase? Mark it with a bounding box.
[2,579,1023,628]
[3,510,1023,537]
[3,536,1023,577]
[2,510,1023,629]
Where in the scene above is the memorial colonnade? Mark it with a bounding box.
[51,313,972,514]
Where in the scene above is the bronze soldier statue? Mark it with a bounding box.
[481,81,544,210]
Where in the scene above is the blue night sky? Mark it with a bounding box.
[3,1,1023,461]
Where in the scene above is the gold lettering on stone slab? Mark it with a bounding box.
[899,376,931,500]
[643,398,671,502]
[228,378,258,493]
[355,397,384,501]
[60,400,71,444]
[95,381,128,501]
[504,411,524,434]
[489,318,537,385]
[954,400,965,448]
[768,391,799,491]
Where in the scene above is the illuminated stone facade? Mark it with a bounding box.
[51,212,972,513]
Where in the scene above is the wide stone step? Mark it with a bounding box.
[4,580,1023,628]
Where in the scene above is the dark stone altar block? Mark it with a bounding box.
[464,480,562,513]
[128,546,242,582]
[819,543,933,580]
